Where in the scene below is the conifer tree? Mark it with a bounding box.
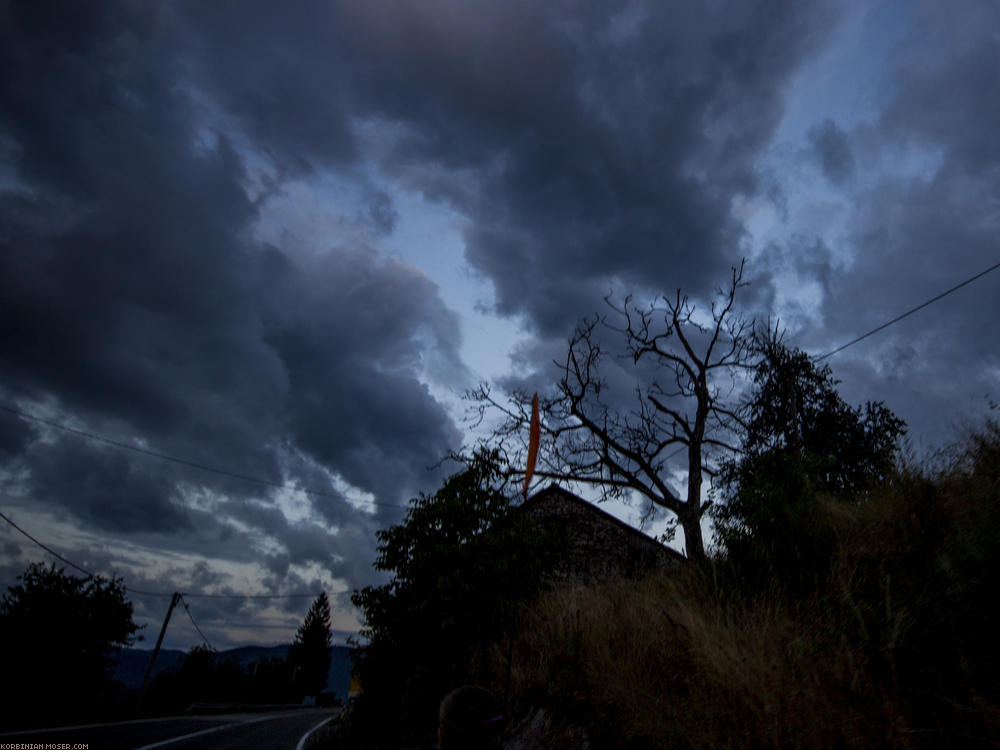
[288,591,332,699]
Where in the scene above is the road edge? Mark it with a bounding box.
[296,714,337,750]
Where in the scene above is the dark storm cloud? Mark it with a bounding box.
[0,412,35,459]
[174,1,359,173]
[796,2,1000,446]
[176,0,834,337]
[22,438,193,534]
[368,192,399,235]
[809,119,855,185]
[219,496,374,584]
[815,172,1000,445]
[5,0,932,631]
[0,0,462,595]
[261,245,465,510]
[880,4,1000,180]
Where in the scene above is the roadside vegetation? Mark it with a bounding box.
[0,562,140,729]
[0,574,333,730]
[337,331,1000,749]
[490,425,1000,748]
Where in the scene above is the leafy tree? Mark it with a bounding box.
[472,263,754,560]
[0,562,140,728]
[180,644,245,702]
[350,449,555,747]
[713,333,906,583]
[289,591,332,699]
[146,644,253,711]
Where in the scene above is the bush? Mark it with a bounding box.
[0,563,140,729]
[823,423,1000,743]
[347,450,558,749]
[492,569,901,749]
[713,338,905,592]
[487,424,1000,749]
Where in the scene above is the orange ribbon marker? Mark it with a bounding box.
[523,393,540,501]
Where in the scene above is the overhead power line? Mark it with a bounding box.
[196,620,300,631]
[179,594,214,650]
[0,509,95,578]
[814,258,1000,362]
[0,403,408,509]
[128,589,336,599]
[0,508,171,597]
[0,507,335,600]
[175,591,329,599]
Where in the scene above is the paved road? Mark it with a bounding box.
[0,709,337,750]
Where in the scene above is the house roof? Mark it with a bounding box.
[521,483,687,564]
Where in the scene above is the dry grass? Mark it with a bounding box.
[488,424,1000,749]
[327,424,1000,750]
[493,570,909,749]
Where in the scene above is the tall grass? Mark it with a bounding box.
[493,572,902,748]
[486,423,1000,749]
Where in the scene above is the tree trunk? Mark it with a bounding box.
[684,381,708,561]
[685,446,706,560]
[681,512,705,561]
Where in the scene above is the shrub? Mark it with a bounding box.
[489,424,1000,749]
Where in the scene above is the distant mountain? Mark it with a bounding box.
[111,647,186,689]
[111,644,354,700]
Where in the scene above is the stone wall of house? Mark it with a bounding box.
[519,485,685,584]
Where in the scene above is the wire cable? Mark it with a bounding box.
[127,588,335,599]
[179,594,214,650]
[179,591,334,599]
[198,621,297,631]
[0,404,408,509]
[0,507,334,600]
[0,510,178,597]
[814,258,1000,362]
[0,509,95,578]
[125,586,179,598]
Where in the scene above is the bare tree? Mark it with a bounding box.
[471,262,754,560]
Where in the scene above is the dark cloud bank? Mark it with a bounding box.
[1,0,997,641]
[0,0,466,625]
[790,3,1000,445]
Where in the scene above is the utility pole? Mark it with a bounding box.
[138,591,180,707]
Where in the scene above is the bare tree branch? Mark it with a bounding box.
[469,261,757,561]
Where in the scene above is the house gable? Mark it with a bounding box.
[519,484,685,583]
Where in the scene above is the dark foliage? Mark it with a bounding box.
[349,449,557,749]
[713,334,906,586]
[823,423,1000,743]
[144,646,307,712]
[0,562,140,729]
[145,644,253,711]
[489,422,1000,748]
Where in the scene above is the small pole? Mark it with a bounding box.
[138,592,180,708]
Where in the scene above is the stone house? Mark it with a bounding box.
[519,484,686,584]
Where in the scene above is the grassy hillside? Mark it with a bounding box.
[480,423,1000,748]
[327,424,1000,749]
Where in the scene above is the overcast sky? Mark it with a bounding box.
[2,0,998,650]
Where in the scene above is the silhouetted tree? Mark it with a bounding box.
[145,644,251,711]
[472,262,754,560]
[289,592,332,699]
[0,562,140,728]
[351,449,556,747]
[179,644,245,703]
[713,332,906,584]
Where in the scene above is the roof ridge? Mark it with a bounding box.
[523,484,686,562]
